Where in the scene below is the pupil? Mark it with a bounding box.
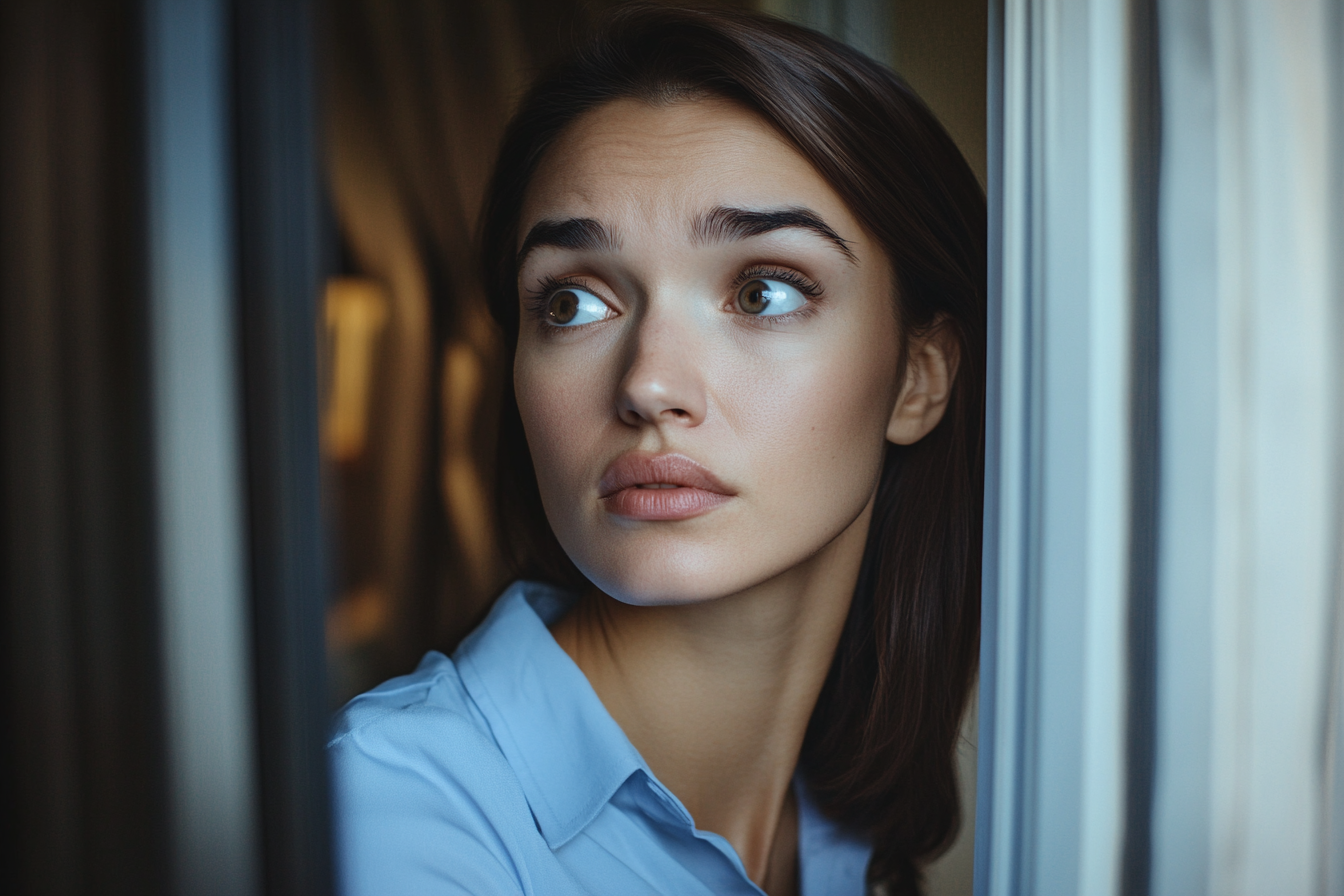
[549,290,579,324]
[738,279,771,314]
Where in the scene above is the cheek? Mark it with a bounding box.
[717,327,899,508]
[513,344,613,521]
[516,358,578,476]
[509,304,901,605]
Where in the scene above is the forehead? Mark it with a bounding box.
[519,97,853,239]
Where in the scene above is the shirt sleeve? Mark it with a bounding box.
[330,704,535,896]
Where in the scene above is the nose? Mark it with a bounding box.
[615,313,707,428]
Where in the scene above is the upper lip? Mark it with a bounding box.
[598,452,734,498]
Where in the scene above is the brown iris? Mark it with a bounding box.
[547,289,580,324]
[736,279,773,315]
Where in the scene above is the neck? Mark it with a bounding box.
[551,498,873,893]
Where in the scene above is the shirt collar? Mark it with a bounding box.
[454,580,649,849]
[454,580,873,887]
[796,778,872,894]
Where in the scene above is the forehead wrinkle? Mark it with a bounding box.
[690,205,858,263]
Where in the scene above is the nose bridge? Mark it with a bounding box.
[616,291,706,427]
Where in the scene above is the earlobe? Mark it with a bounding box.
[885,326,959,446]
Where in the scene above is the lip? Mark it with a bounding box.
[598,452,735,521]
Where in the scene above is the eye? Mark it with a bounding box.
[544,286,611,327]
[735,278,808,317]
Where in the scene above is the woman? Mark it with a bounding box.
[329,6,985,895]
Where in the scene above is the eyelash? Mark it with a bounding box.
[516,274,602,333]
[522,274,595,323]
[521,265,826,328]
[729,265,823,298]
[729,265,825,323]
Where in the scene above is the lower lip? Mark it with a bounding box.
[602,487,732,521]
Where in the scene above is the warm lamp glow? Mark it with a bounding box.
[323,277,390,462]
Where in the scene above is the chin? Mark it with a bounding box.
[568,540,784,607]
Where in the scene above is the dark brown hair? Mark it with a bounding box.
[479,5,985,892]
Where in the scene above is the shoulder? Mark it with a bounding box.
[328,651,511,790]
[328,652,541,896]
[328,650,475,744]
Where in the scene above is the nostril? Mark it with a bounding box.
[614,359,705,426]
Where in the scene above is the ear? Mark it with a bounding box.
[886,321,959,445]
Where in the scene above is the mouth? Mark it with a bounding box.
[598,452,735,521]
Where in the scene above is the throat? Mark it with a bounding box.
[550,584,843,896]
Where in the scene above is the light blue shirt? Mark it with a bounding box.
[329,580,872,896]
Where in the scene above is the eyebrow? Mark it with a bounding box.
[517,218,620,266]
[692,205,857,262]
[516,205,857,267]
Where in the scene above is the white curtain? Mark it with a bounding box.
[1151,1,1343,894]
[979,0,1344,894]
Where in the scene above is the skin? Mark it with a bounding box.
[514,96,956,895]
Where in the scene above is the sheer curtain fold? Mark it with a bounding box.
[322,0,527,684]
[980,1,1344,894]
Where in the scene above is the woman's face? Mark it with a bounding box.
[514,97,921,606]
